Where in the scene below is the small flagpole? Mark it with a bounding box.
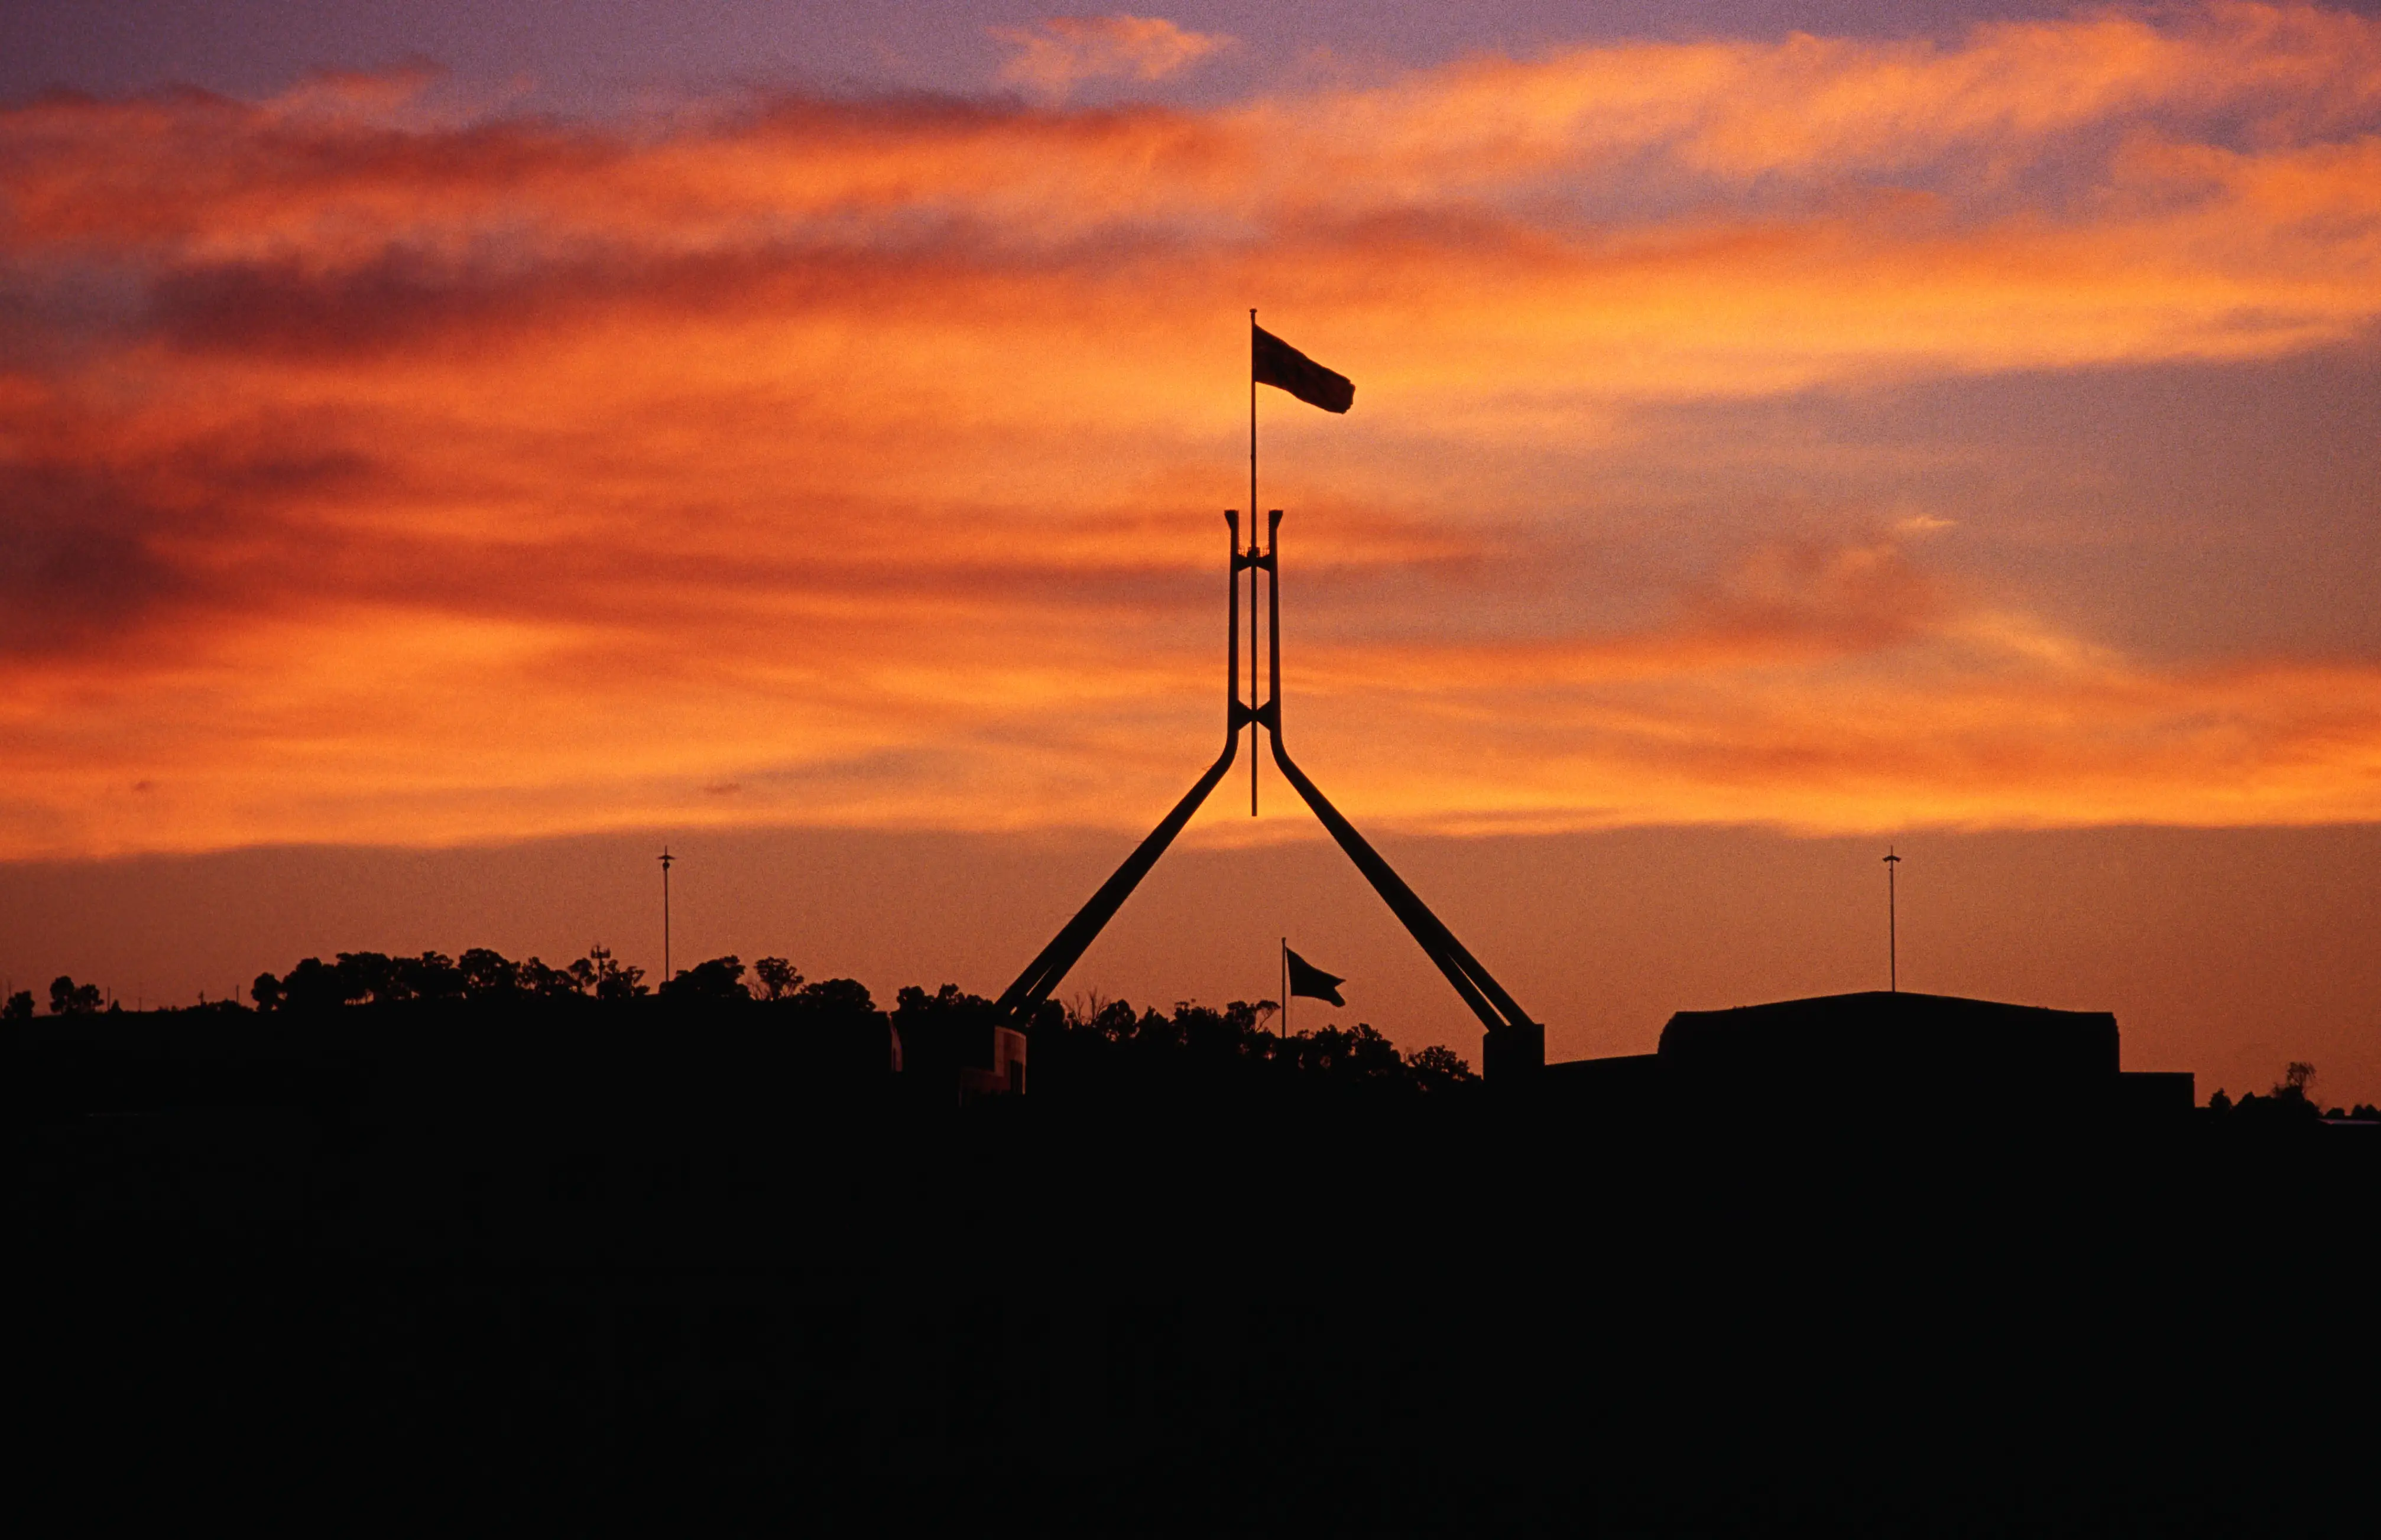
[660,845,674,983]
[1249,307,1260,818]
[1280,935,1288,1040]
[1883,846,1900,992]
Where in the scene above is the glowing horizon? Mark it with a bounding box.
[7,2,2381,861]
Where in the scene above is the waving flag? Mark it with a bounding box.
[1284,946,1346,1006]
[1253,324,1355,414]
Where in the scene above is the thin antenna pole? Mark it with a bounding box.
[1280,935,1288,1041]
[1883,846,1900,992]
[660,846,675,983]
[1249,307,1259,817]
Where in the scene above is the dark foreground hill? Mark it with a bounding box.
[7,996,2377,1532]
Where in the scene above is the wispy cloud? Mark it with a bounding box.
[992,14,1232,99]
[4,4,2380,856]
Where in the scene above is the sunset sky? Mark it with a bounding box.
[5,3,2379,1102]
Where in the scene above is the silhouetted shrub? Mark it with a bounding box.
[2227,1089,2321,1127]
[1033,993,1475,1100]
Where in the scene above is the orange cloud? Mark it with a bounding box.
[992,15,1234,99]
[4,5,2381,858]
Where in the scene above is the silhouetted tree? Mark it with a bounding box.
[661,956,748,1003]
[251,972,285,1011]
[284,956,360,1012]
[585,945,646,1001]
[391,951,463,1002]
[48,976,102,1016]
[1404,1043,1480,1091]
[753,957,801,1000]
[794,976,874,1014]
[889,983,1003,1093]
[1036,992,1471,1099]
[892,983,994,1040]
[458,948,519,998]
[335,952,396,1003]
[517,957,579,998]
[4,989,33,1021]
[1274,1020,1405,1081]
[2227,1065,2324,1126]
[1069,996,1142,1040]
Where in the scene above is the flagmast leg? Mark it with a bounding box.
[1262,512,1545,1078]
[991,512,1251,1024]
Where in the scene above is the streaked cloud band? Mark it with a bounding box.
[4,4,2380,856]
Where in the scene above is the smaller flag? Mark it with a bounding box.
[1284,946,1345,1007]
[1253,324,1355,414]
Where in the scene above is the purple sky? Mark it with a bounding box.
[4,2,2135,111]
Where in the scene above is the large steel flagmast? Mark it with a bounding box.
[992,316,1542,1078]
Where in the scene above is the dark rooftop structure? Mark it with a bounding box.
[1547,990,2191,1118]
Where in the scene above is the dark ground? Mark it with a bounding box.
[8,1006,2376,1533]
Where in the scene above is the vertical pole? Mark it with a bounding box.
[1883,846,1899,992]
[1227,510,1240,719]
[660,846,674,984]
[1250,535,1259,816]
[1267,511,1282,706]
[1280,936,1288,1041]
[1250,308,1259,818]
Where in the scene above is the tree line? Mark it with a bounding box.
[2205,1061,2380,1123]
[5,944,1483,1096]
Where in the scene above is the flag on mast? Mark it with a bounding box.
[1253,324,1354,414]
[1283,946,1346,1006]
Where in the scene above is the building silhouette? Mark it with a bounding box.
[1546,990,2193,1117]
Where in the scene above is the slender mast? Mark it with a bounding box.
[1884,846,1900,992]
[659,846,674,983]
[1249,308,1260,817]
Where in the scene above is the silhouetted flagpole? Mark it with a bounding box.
[1250,308,1260,818]
[1280,935,1288,1039]
[993,319,1539,1074]
[660,846,674,983]
[1884,846,1900,992]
